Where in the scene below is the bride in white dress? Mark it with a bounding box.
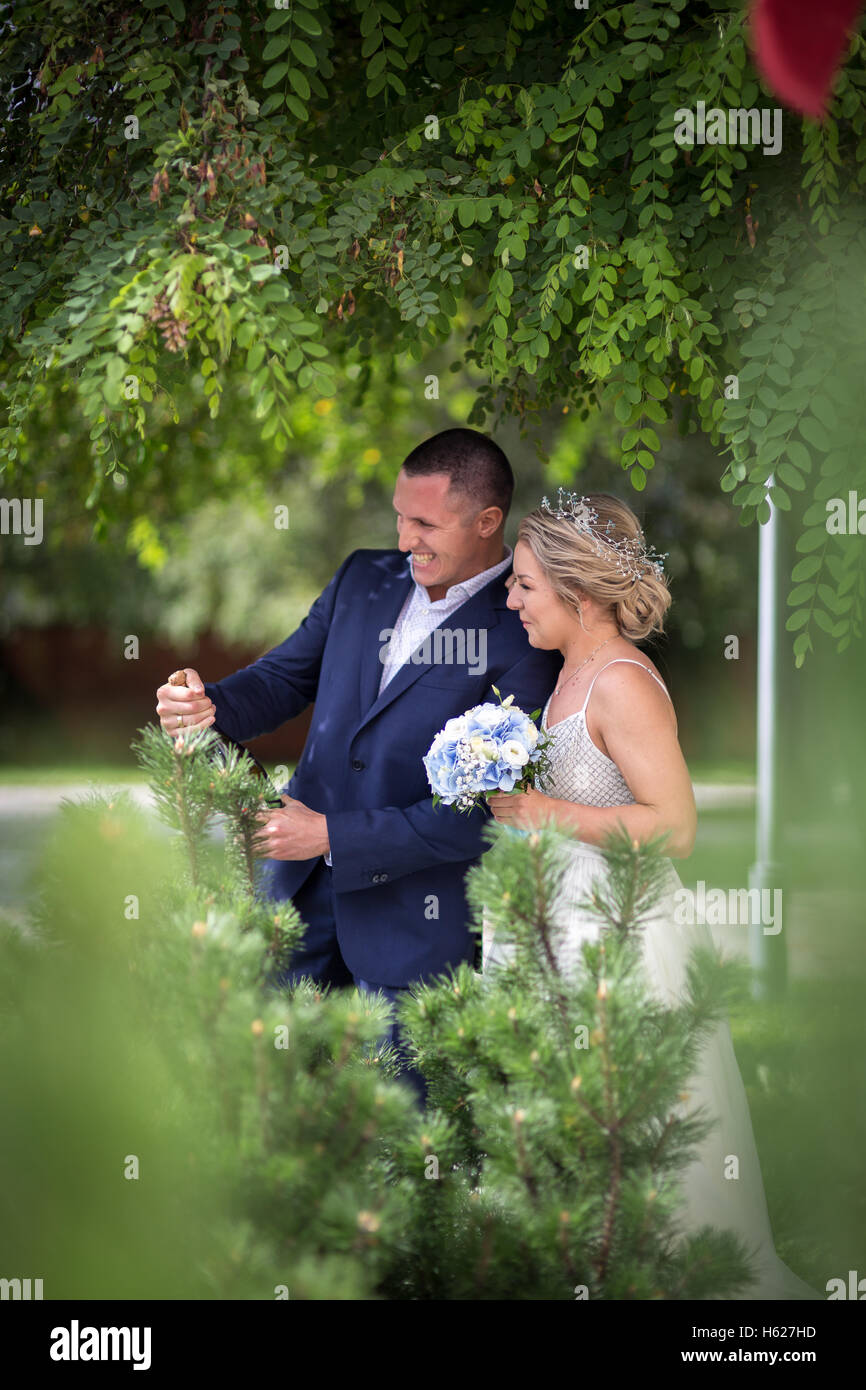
[483,490,818,1301]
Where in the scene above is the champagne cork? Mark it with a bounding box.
[168,670,188,687]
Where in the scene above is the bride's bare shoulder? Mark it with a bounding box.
[592,651,674,718]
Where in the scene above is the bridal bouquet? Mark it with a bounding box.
[423,687,551,812]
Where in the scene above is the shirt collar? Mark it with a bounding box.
[405,545,513,607]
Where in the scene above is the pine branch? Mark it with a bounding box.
[527,832,574,1040]
[173,738,210,888]
[472,1210,496,1296]
[594,965,624,1286]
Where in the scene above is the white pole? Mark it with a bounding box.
[748,477,784,997]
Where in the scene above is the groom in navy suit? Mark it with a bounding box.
[155,428,560,1099]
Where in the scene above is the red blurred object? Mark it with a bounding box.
[750,0,864,119]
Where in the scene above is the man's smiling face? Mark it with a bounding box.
[392,469,497,601]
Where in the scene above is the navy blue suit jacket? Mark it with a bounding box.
[204,549,561,986]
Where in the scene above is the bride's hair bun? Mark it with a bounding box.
[517,493,671,641]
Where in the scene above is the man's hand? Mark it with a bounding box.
[155,668,216,735]
[254,794,330,861]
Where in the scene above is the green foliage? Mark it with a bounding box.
[390,823,760,1298]
[132,721,285,893]
[718,222,866,663]
[0,727,781,1298]
[3,1,866,658]
[0,373,440,636]
[1,787,418,1298]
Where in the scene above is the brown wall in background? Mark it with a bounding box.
[0,626,312,766]
[1,624,757,771]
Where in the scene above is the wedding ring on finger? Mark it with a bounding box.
[177,714,183,728]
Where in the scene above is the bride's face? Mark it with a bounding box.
[508,540,577,649]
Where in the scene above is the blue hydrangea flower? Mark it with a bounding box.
[424,694,548,811]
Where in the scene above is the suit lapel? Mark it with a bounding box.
[356,553,415,715]
[355,573,508,735]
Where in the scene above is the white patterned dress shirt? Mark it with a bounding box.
[378,546,513,692]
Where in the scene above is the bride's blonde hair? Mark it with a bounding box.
[517,493,671,641]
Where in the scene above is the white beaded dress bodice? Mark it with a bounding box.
[540,658,671,808]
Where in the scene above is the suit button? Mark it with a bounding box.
[351,758,365,771]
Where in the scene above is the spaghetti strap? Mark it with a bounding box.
[579,658,671,714]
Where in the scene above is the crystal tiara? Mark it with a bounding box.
[539,488,668,582]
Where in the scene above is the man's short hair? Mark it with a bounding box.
[400,428,514,519]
